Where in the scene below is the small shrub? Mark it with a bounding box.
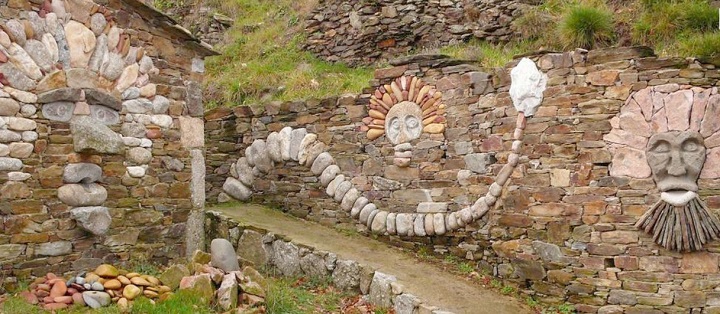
[678,32,720,59]
[513,9,554,41]
[457,262,475,274]
[500,285,515,295]
[681,1,718,32]
[558,4,615,49]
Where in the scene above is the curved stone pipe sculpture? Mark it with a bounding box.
[223,58,548,235]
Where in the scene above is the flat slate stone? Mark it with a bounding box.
[37,88,83,103]
[85,89,121,110]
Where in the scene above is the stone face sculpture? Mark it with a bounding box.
[509,58,548,116]
[646,131,705,205]
[223,58,548,236]
[607,84,720,252]
[363,75,446,167]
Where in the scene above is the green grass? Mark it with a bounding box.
[204,0,373,107]
[678,31,720,59]
[439,40,533,68]
[558,4,614,49]
[265,275,352,314]
[0,289,215,314]
[633,0,718,44]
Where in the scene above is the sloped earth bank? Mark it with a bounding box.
[213,204,530,314]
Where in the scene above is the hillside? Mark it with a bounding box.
[150,0,720,107]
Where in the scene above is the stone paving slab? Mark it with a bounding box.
[213,204,531,314]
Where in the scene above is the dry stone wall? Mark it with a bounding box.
[206,46,720,312]
[304,0,533,65]
[0,0,213,289]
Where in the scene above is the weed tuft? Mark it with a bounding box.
[558,4,615,49]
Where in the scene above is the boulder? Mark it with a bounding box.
[210,238,240,272]
[70,116,124,154]
[82,291,110,309]
[71,207,111,235]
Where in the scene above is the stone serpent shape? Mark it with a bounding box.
[222,110,533,236]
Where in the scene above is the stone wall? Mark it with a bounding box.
[0,0,213,289]
[204,210,457,314]
[206,46,720,312]
[303,0,534,65]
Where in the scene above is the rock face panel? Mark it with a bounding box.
[0,0,215,285]
[205,48,720,312]
[303,0,531,65]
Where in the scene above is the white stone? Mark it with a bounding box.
[41,34,59,64]
[64,21,96,68]
[3,86,37,103]
[278,127,292,161]
[0,144,8,157]
[509,58,547,117]
[126,166,146,178]
[6,117,36,131]
[140,138,152,148]
[7,172,30,181]
[5,43,42,80]
[150,115,173,128]
[122,137,141,146]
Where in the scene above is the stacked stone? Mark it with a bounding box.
[0,0,213,289]
[205,212,457,313]
[20,264,171,311]
[303,0,529,65]
[179,241,267,312]
[206,46,720,312]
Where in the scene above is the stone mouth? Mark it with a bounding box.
[393,143,413,167]
[657,180,698,193]
[660,190,697,206]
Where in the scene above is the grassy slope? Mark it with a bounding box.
[202,0,373,107]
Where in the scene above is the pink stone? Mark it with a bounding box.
[664,89,692,131]
[700,147,720,178]
[480,135,503,152]
[43,303,68,310]
[609,146,651,178]
[619,99,651,137]
[632,88,653,121]
[54,296,73,304]
[680,252,718,274]
[650,110,668,133]
[72,292,85,306]
[705,132,720,148]
[700,94,720,137]
[49,281,67,298]
[690,88,711,132]
[603,129,648,150]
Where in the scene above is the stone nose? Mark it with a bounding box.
[667,151,686,176]
[395,126,410,144]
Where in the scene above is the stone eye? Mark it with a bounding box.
[390,118,400,130]
[652,141,670,153]
[683,140,698,152]
[405,116,418,128]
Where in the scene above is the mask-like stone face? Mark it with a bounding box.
[385,101,422,145]
[646,131,706,193]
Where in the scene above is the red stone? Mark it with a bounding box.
[54,296,73,304]
[146,127,162,139]
[42,296,54,303]
[67,288,78,294]
[47,278,64,285]
[49,281,67,298]
[46,273,57,280]
[20,291,38,304]
[72,293,85,306]
[43,303,68,310]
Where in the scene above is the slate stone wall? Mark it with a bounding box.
[0,0,211,288]
[206,46,720,312]
[303,0,534,65]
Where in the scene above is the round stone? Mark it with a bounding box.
[128,147,152,164]
[95,264,119,278]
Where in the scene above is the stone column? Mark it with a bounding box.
[180,116,206,257]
